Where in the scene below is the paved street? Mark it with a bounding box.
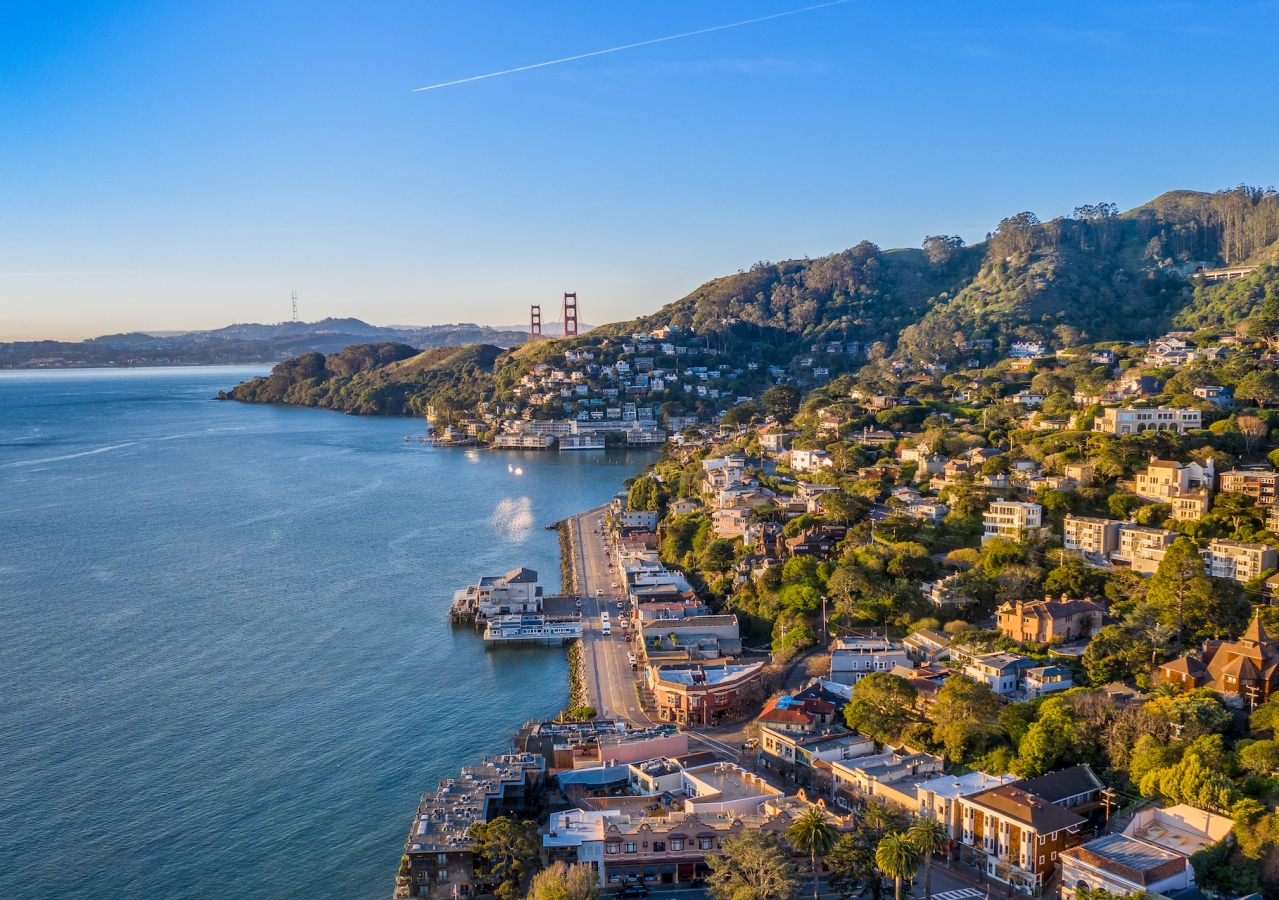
[570,508,648,723]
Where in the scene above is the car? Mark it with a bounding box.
[628,652,637,664]
[615,601,623,609]
[575,599,582,609]
[611,582,618,588]
[616,886,648,898]
[597,589,603,596]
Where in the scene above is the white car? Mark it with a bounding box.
[575,599,582,609]
[628,652,637,665]
[611,582,617,588]
[597,589,603,597]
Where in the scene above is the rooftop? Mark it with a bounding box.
[1065,834,1186,886]
[683,762,782,804]
[967,783,1087,833]
[654,661,764,687]
[917,770,1011,800]
[1124,804,1233,856]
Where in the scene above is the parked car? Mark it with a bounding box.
[597,589,603,596]
[617,886,648,898]
[575,599,582,609]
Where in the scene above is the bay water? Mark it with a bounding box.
[0,367,653,900]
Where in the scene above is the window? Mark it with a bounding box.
[700,838,713,850]
[437,854,448,866]
[438,870,449,884]
[625,843,637,854]
[1039,856,1045,865]
[607,842,621,855]
[671,840,684,851]
[653,841,665,852]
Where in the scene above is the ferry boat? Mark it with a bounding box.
[482,614,582,645]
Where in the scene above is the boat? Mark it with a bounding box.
[482,614,582,645]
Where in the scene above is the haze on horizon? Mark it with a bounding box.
[1,1,1277,342]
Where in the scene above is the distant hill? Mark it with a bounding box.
[1,319,529,369]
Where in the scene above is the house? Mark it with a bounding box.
[618,510,659,530]
[1132,457,1215,501]
[669,498,700,516]
[759,430,793,453]
[996,597,1106,644]
[1219,469,1279,505]
[758,723,876,780]
[1122,804,1233,857]
[1060,834,1194,900]
[711,507,751,538]
[1110,524,1177,574]
[829,635,913,684]
[982,501,1043,543]
[1159,613,1279,701]
[1010,390,1046,406]
[1093,407,1201,435]
[757,694,839,730]
[1062,516,1121,564]
[903,629,951,663]
[958,782,1087,890]
[1201,539,1278,583]
[1169,491,1211,521]
[639,615,742,662]
[648,662,765,726]
[789,448,833,473]
[964,652,1038,697]
[783,526,846,560]
[1009,342,1048,358]
[1013,765,1106,817]
[791,679,853,715]
[1193,385,1234,407]
[920,573,976,607]
[1022,666,1073,699]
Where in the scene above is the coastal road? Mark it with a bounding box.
[569,508,649,724]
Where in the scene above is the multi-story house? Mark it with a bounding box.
[1218,469,1279,504]
[959,782,1087,890]
[758,723,876,780]
[1193,385,1234,407]
[648,662,764,726]
[997,597,1106,644]
[1201,539,1278,583]
[789,448,833,473]
[982,501,1043,543]
[1169,491,1212,521]
[829,635,913,684]
[1062,516,1121,564]
[963,652,1038,697]
[1132,457,1214,500]
[903,629,951,663]
[1093,407,1201,435]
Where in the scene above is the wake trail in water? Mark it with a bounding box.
[0,442,139,468]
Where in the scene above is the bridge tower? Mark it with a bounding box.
[562,292,578,338]
[529,305,542,342]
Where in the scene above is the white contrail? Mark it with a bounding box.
[413,0,854,92]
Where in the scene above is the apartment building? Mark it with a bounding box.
[1093,407,1201,435]
[1169,491,1211,521]
[982,501,1043,543]
[1109,525,1177,574]
[1062,516,1121,564]
[1200,539,1278,583]
[1219,469,1279,504]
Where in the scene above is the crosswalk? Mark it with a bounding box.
[932,890,985,900]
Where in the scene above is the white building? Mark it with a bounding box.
[982,501,1043,543]
[1093,407,1202,435]
[1062,515,1121,564]
[963,651,1035,697]
[453,567,544,619]
[789,449,833,473]
[1111,524,1177,574]
[1060,834,1193,900]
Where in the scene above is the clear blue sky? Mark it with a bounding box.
[2,1,1276,339]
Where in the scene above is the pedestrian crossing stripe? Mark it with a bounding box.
[932,890,984,900]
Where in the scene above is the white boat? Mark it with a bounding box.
[482,614,582,645]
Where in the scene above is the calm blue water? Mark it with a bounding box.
[0,367,653,900]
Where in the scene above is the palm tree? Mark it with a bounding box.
[787,805,840,900]
[907,817,951,900]
[875,832,921,900]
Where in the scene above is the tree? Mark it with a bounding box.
[1146,537,1214,647]
[875,833,921,900]
[1043,557,1106,599]
[1082,624,1155,684]
[828,805,906,900]
[528,862,600,900]
[1237,370,1279,408]
[922,235,964,269]
[628,476,663,512]
[762,385,802,422]
[819,490,869,525]
[1240,739,1279,776]
[468,817,541,900]
[1108,493,1142,519]
[929,675,1001,762]
[844,673,918,742]
[787,806,840,900]
[907,817,950,900]
[707,828,799,900]
[1238,415,1269,453]
[1011,697,1075,777]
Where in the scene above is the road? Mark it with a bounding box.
[569,508,649,724]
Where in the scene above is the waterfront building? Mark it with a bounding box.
[451,567,543,621]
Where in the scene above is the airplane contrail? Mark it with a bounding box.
[413,0,854,92]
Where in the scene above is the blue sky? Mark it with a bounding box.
[1,1,1277,339]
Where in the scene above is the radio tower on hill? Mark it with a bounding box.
[529,305,542,341]
[292,291,298,322]
[562,292,578,338]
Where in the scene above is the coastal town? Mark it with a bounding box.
[395,296,1279,900]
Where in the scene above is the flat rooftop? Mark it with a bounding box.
[1076,833,1182,874]
[684,763,780,803]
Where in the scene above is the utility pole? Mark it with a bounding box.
[821,596,827,650]
[1101,787,1116,832]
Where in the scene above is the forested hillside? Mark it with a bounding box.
[227,185,1279,419]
